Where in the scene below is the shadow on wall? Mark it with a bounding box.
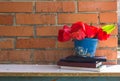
[118,24,120,46]
[118,0,120,47]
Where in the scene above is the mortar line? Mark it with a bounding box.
[33,1,37,38]
[75,0,78,13]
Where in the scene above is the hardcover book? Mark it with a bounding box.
[57,61,102,68]
[59,65,106,72]
[62,55,107,63]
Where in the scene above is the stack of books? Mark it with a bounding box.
[57,55,107,72]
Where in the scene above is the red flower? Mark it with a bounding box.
[85,25,99,38]
[70,22,86,40]
[97,28,110,40]
[71,29,86,40]
[57,21,114,42]
[71,22,86,33]
[58,25,71,42]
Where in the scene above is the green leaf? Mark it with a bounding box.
[101,24,115,34]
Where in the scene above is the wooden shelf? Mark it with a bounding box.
[0,64,120,77]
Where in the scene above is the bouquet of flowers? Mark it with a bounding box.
[58,21,115,42]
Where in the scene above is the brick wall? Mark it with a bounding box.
[0,0,118,64]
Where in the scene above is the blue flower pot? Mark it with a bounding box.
[74,38,98,57]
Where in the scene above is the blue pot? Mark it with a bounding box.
[74,38,98,57]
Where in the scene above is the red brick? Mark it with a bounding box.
[100,12,117,23]
[98,37,118,48]
[57,41,74,48]
[0,50,31,63]
[78,1,117,12]
[0,50,9,61]
[58,13,98,24]
[33,49,73,64]
[95,49,117,60]
[36,2,75,12]
[0,26,33,36]
[0,38,14,49]
[8,50,31,63]
[16,14,55,25]
[36,26,61,36]
[0,15,13,25]
[16,38,56,49]
[103,60,117,65]
[0,2,33,12]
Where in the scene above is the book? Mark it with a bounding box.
[57,61,102,68]
[62,55,107,63]
[59,65,106,72]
